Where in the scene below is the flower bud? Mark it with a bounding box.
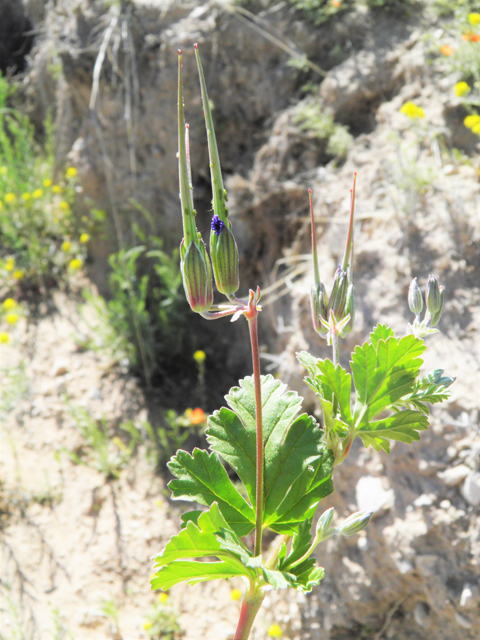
[315,507,335,541]
[408,277,423,316]
[336,511,372,536]
[425,275,442,315]
[181,238,213,313]
[311,282,328,337]
[328,267,348,320]
[210,216,239,296]
[430,286,444,327]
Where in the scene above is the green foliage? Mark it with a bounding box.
[298,324,452,455]
[144,597,183,640]
[288,0,352,25]
[293,102,353,160]
[0,76,94,295]
[62,405,142,479]
[152,375,333,593]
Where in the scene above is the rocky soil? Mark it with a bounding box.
[1,0,480,639]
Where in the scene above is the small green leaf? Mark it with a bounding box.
[314,359,352,424]
[151,503,255,590]
[369,323,395,348]
[393,369,454,414]
[278,519,313,570]
[358,409,428,453]
[351,333,426,427]
[168,449,255,536]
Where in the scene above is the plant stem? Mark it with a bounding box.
[234,582,265,640]
[332,331,339,416]
[247,311,264,557]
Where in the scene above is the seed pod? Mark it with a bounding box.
[181,238,213,313]
[311,282,329,337]
[408,277,423,316]
[328,267,348,320]
[210,216,239,296]
[342,283,356,334]
[336,511,373,536]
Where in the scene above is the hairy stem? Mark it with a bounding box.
[247,312,264,557]
[332,331,339,416]
[234,583,265,640]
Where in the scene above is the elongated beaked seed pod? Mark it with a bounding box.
[181,238,213,313]
[342,283,356,335]
[311,282,329,337]
[408,277,423,316]
[210,216,239,296]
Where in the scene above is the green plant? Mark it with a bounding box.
[143,595,183,640]
[61,405,141,480]
[293,101,353,160]
[149,46,454,640]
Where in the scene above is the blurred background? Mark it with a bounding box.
[0,0,479,639]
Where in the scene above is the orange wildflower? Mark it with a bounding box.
[440,44,454,56]
[190,408,206,425]
[462,31,480,42]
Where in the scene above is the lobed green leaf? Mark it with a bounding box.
[168,449,255,537]
[357,409,428,453]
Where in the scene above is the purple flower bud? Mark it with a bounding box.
[211,214,225,235]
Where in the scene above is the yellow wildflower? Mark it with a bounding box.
[464,114,480,129]
[43,178,53,187]
[193,349,206,364]
[0,166,7,175]
[52,185,63,194]
[143,622,152,630]
[454,82,470,97]
[69,258,83,270]
[468,12,480,26]
[268,624,283,638]
[13,270,24,280]
[22,192,31,201]
[59,200,70,212]
[6,313,19,326]
[3,298,17,310]
[32,189,43,198]
[472,122,480,135]
[5,258,15,272]
[158,592,169,603]
[230,589,242,601]
[66,166,77,179]
[61,241,72,252]
[400,102,425,119]
[0,332,10,344]
[80,232,90,243]
[4,193,16,204]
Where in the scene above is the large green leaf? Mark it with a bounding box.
[206,375,333,533]
[357,409,429,453]
[168,449,255,536]
[151,503,254,590]
[351,330,426,427]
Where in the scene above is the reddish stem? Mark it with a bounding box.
[234,583,265,640]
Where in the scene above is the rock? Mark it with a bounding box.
[459,584,478,609]
[438,464,470,486]
[413,602,430,628]
[356,475,394,513]
[50,358,69,377]
[455,612,472,629]
[461,471,480,507]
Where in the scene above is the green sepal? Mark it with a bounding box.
[210,223,239,295]
[168,448,255,537]
[151,503,255,590]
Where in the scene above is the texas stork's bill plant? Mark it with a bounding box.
[150,45,454,640]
